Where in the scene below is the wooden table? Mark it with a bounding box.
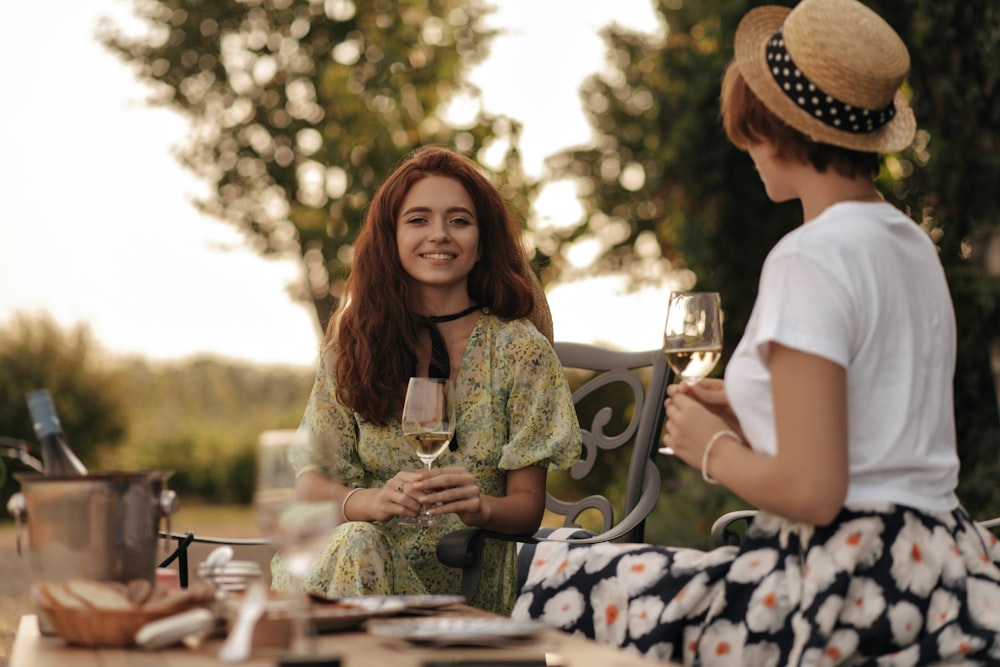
[11,613,669,667]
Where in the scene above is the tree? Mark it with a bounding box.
[546,0,999,526]
[98,0,538,332]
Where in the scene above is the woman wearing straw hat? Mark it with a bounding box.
[513,0,1000,662]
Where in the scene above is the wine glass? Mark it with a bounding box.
[660,291,723,456]
[253,429,342,655]
[399,377,456,527]
[662,291,723,385]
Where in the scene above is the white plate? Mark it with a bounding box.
[228,595,408,633]
[310,594,465,613]
[327,596,412,613]
[308,596,408,632]
[381,594,466,610]
[366,616,549,646]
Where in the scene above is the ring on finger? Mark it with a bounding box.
[396,483,404,492]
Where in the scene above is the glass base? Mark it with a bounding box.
[396,512,434,527]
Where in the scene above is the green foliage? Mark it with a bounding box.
[648,461,746,549]
[98,0,539,332]
[0,313,129,520]
[539,0,800,358]
[105,356,313,504]
[0,313,128,465]
[0,313,314,518]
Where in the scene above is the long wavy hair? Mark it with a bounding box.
[328,145,537,425]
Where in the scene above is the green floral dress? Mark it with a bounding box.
[272,314,582,615]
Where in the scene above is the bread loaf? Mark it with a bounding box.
[64,578,135,611]
[36,581,87,609]
[34,577,214,613]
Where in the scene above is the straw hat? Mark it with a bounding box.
[734,0,916,153]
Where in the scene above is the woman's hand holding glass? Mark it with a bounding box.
[407,466,485,525]
[662,382,742,469]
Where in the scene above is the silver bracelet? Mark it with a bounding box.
[341,487,364,521]
[702,430,741,485]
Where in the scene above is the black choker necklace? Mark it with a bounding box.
[426,304,481,323]
[420,303,480,453]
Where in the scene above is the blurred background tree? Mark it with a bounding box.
[0,313,312,515]
[110,356,312,503]
[98,0,540,333]
[0,314,128,517]
[0,314,128,465]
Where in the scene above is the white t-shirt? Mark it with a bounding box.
[725,201,959,512]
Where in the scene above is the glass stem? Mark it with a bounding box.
[283,557,315,655]
[417,460,434,524]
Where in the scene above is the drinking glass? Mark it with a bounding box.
[662,291,723,385]
[254,430,342,655]
[399,377,456,527]
[660,291,723,457]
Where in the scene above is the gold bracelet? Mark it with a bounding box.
[341,487,364,522]
[702,430,741,485]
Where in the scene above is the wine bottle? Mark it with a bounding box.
[25,389,87,476]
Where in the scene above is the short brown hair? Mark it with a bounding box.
[720,61,880,180]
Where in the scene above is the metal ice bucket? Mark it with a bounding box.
[7,470,178,586]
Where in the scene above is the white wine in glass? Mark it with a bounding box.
[399,377,455,527]
[254,430,342,655]
[660,291,723,457]
[662,291,724,385]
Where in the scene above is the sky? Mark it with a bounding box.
[0,0,673,368]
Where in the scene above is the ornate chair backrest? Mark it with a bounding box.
[545,342,670,543]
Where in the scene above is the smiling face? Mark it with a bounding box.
[396,174,482,304]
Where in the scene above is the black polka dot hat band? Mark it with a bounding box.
[766,28,896,135]
[734,0,916,153]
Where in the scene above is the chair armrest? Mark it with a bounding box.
[437,462,662,600]
[436,527,486,568]
[710,509,757,547]
[436,527,535,601]
[553,462,659,544]
[979,517,1000,532]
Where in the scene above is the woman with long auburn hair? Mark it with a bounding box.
[272,145,581,615]
[333,145,551,425]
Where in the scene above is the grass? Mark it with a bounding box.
[166,502,260,537]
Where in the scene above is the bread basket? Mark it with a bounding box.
[32,579,214,647]
[37,601,203,647]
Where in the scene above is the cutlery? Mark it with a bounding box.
[218,581,267,663]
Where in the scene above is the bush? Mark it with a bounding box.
[0,312,314,520]
[0,313,128,518]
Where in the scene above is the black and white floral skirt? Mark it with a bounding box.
[512,504,1000,665]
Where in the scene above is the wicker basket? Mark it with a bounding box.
[37,601,202,647]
